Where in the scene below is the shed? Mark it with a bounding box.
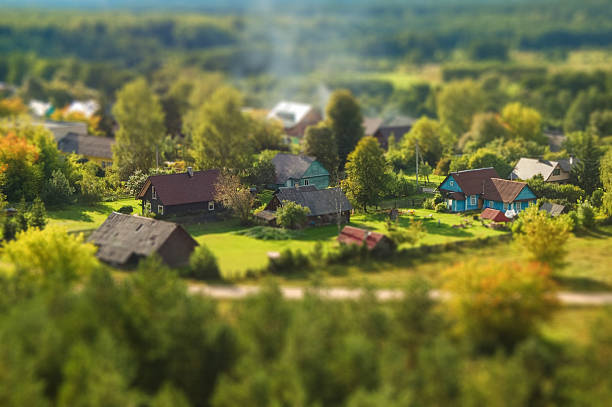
[88,212,198,268]
[480,208,511,223]
[540,202,565,217]
[337,226,395,254]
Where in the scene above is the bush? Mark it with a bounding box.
[590,189,604,208]
[41,169,75,207]
[267,249,310,274]
[117,205,133,214]
[276,201,310,229]
[527,177,585,210]
[577,202,596,229]
[435,202,447,212]
[235,226,295,240]
[28,198,46,229]
[443,260,558,351]
[188,245,221,280]
[423,197,436,210]
[557,212,578,232]
[325,243,368,265]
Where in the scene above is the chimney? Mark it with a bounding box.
[187,166,193,177]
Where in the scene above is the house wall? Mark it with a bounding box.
[546,166,570,183]
[156,229,198,268]
[465,194,480,211]
[139,184,219,217]
[301,161,330,189]
[515,185,537,201]
[483,199,535,212]
[447,199,466,212]
[439,175,462,193]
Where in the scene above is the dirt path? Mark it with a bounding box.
[188,284,612,306]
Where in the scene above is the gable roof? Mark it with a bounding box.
[337,226,392,250]
[88,212,197,265]
[137,169,220,206]
[57,133,114,159]
[510,158,561,181]
[540,202,565,217]
[363,117,383,137]
[267,101,314,128]
[272,153,320,184]
[439,167,500,196]
[483,178,529,203]
[375,125,412,144]
[272,186,352,216]
[38,120,88,142]
[480,208,511,222]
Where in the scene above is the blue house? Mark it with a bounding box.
[437,167,537,213]
[271,153,330,190]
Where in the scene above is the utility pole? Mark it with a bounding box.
[415,141,419,190]
[156,146,159,169]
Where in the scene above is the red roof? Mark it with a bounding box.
[480,208,511,222]
[137,170,220,206]
[337,226,389,250]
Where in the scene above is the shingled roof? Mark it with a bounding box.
[363,117,383,137]
[271,153,317,184]
[540,202,565,217]
[88,212,197,266]
[441,167,500,196]
[274,186,352,216]
[480,208,511,223]
[483,178,529,203]
[57,133,114,159]
[137,169,220,206]
[337,226,393,250]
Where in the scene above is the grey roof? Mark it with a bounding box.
[88,212,197,265]
[510,158,562,181]
[363,117,383,137]
[38,120,88,142]
[272,153,317,184]
[57,133,114,159]
[540,202,565,217]
[544,130,565,153]
[274,186,352,216]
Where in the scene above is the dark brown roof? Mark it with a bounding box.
[449,192,465,200]
[88,212,197,266]
[483,178,527,203]
[444,167,500,196]
[137,169,220,206]
[337,226,392,250]
[480,208,511,222]
[57,133,114,159]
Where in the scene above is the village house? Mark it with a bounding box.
[362,116,414,150]
[509,157,574,183]
[267,101,322,141]
[88,212,198,268]
[271,153,330,189]
[57,133,114,168]
[137,168,221,217]
[437,167,537,213]
[337,225,395,254]
[257,185,352,226]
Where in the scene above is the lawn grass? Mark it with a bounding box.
[47,198,140,232]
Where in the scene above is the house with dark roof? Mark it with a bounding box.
[337,226,395,254]
[509,157,574,183]
[137,168,221,217]
[57,133,114,168]
[88,212,198,268]
[257,185,352,226]
[271,153,330,189]
[438,167,537,213]
[371,117,415,150]
[267,101,322,141]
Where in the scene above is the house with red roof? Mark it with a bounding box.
[337,226,395,254]
[137,167,221,217]
[437,167,537,213]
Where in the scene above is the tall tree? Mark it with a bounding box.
[402,117,448,167]
[501,102,545,144]
[185,87,252,171]
[437,80,485,137]
[566,132,603,195]
[112,78,166,179]
[601,149,612,216]
[302,122,339,180]
[343,136,388,212]
[326,89,364,167]
[214,172,254,225]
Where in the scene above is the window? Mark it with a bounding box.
[553,168,561,176]
[470,195,477,206]
[158,205,164,215]
[304,179,309,186]
[449,180,454,187]
[208,201,215,211]
[145,202,151,212]
[503,203,508,210]
[448,199,452,208]
[151,186,157,199]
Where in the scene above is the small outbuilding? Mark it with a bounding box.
[337,226,395,254]
[88,212,198,268]
[480,208,511,223]
[540,202,566,217]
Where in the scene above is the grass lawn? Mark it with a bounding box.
[47,198,140,233]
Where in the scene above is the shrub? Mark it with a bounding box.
[423,197,436,210]
[435,202,447,213]
[124,169,149,197]
[443,260,558,351]
[590,189,604,208]
[188,245,221,280]
[117,205,133,214]
[577,202,596,229]
[235,226,296,240]
[268,249,310,274]
[325,243,367,265]
[276,201,310,229]
[557,212,577,232]
[28,198,46,229]
[41,169,75,206]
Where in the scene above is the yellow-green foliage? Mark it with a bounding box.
[515,205,571,270]
[0,226,98,282]
[443,260,558,350]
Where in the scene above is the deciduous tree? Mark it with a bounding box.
[214,172,254,225]
[437,80,485,137]
[303,122,339,179]
[326,89,364,167]
[343,136,388,211]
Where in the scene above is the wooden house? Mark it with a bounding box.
[509,157,574,183]
[57,133,114,168]
[88,212,198,268]
[337,226,395,254]
[267,101,322,140]
[257,185,352,226]
[137,168,221,217]
[271,153,330,189]
[438,167,537,213]
[364,116,415,150]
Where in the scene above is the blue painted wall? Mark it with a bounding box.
[514,185,537,201]
[439,175,462,192]
[484,199,536,213]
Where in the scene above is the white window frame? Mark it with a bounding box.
[470,195,477,206]
[303,179,309,186]
[151,186,157,199]
[503,202,508,210]
[158,205,164,215]
[208,201,215,211]
[449,180,454,187]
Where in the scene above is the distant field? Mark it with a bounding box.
[47,198,140,233]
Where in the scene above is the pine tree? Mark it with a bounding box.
[29,197,47,229]
[326,89,364,167]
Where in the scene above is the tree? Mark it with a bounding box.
[514,205,570,271]
[0,131,42,201]
[589,110,612,138]
[467,148,513,178]
[244,154,276,187]
[42,169,75,206]
[343,136,388,212]
[437,80,485,137]
[326,89,364,166]
[402,117,446,166]
[276,201,310,229]
[565,131,603,195]
[188,244,221,280]
[501,103,545,144]
[185,87,253,171]
[303,122,339,179]
[601,149,612,216]
[248,115,284,153]
[459,112,508,152]
[214,172,254,225]
[29,198,46,229]
[112,78,166,179]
